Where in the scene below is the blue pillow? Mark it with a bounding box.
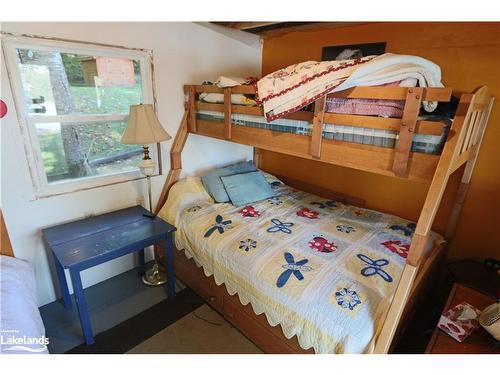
[220,171,275,207]
[201,161,257,203]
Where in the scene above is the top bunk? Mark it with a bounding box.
[180,55,493,184]
[187,84,457,182]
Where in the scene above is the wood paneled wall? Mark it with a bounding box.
[260,22,500,261]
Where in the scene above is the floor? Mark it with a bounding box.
[39,264,260,354]
[40,264,183,353]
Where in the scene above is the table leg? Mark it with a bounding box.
[164,233,176,299]
[54,256,72,310]
[138,248,145,275]
[69,268,95,346]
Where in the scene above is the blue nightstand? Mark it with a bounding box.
[42,206,176,346]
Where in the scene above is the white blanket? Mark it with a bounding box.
[0,255,48,354]
[214,76,254,88]
[333,53,443,112]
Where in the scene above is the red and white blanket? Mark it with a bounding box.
[256,57,374,121]
[256,53,443,121]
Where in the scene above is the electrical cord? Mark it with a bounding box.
[193,310,225,326]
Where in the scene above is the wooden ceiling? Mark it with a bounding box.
[211,22,366,37]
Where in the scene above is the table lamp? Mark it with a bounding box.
[122,104,171,286]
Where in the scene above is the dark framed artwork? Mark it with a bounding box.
[321,42,386,61]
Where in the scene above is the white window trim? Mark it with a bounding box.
[2,34,159,199]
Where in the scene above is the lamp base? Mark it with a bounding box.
[142,262,167,286]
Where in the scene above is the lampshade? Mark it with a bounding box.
[121,104,171,144]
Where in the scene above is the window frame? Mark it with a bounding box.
[2,34,159,198]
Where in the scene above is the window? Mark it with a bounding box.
[2,36,157,197]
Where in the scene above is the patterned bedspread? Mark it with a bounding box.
[158,173,442,353]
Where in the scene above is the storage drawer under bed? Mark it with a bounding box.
[222,294,312,354]
[173,248,224,313]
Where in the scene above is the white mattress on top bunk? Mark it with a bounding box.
[0,255,48,354]
[158,172,443,353]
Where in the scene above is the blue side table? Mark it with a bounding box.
[42,206,176,346]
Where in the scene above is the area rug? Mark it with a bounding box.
[127,304,263,354]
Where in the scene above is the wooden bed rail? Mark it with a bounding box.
[195,102,445,136]
[185,84,453,182]
[408,86,494,267]
[446,94,495,239]
[373,86,494,353]
[155,111,189,215]
[186,84,452,101]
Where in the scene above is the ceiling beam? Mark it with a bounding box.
[210,22,369,37]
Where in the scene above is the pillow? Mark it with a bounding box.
[220,171,275,207]
[201,161,257,203]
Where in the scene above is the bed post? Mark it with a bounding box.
[155,110,189,214]
[253,147,263,169]
[187,86,197,133]
[152,109,190,271]
[310,96,326,159]
[392,88,423,177]
[224,88,232,140]
[374,86,493,353]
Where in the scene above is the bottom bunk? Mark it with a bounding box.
[173,241,444,354]
[158,172,446,353]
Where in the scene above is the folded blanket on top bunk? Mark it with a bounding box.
[199,76,258,106]
[256,53,444,121]
[158,173,444,353]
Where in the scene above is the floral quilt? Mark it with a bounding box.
[158,173,442,353]
[256,57,374,121]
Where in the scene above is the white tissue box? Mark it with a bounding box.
[437,302,482,342]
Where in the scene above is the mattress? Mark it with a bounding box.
[158,173,443,353]
[0,255,48,354]
[196,110,450,155]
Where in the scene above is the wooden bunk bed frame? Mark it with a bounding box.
[155,84,494,354]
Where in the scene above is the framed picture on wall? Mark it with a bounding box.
[321,42,386,61]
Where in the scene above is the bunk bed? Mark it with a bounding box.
[154,78,494,353]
